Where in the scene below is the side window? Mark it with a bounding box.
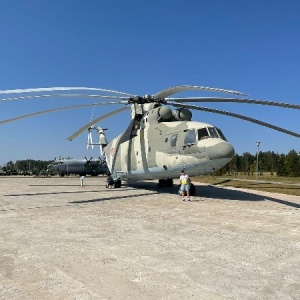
[184,129,196,144]
[198,128,209,140]
[171,134,178,148]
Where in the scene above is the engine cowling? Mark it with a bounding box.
[172,108,192,121]
[148,106,172,123]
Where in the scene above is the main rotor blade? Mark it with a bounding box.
[168,97,300,110]
[0,101,128,125]
[153,85,247,98]
[0,87,136,97]
[0,94,130,103]
[67,106,129,141]
[171,103,300,138]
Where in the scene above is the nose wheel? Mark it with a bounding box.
[114,178,122,188]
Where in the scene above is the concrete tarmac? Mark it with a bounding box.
[0,176,299,300]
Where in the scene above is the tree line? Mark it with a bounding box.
[0,159,52,175]
[216,149,300,177]
[1,150,300,176]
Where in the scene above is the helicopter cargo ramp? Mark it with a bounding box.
[0,176,299,300]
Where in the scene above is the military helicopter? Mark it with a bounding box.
[0,85,299,195]
[47,156,109,177]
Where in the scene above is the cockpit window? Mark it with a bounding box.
[207,127,219,138]
[198,128,209,140]
[216,128,227,141]
[184,129,196,144]
[198,126,227,140]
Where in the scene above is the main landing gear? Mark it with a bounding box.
[105,177,121,189]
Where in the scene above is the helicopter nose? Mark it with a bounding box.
[206,142,235,160]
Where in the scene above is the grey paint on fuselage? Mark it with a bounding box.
[105,116,234,181]
[48,159,109,176]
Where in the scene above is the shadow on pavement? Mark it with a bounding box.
[70,191,160,204]
[125,181,300,209]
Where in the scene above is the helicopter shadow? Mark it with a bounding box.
[4,190,102,197]
[196,185,300,208]
[124,180,261,201]
[69,190,160,204]
[68,181,171,205]
[124,181,300,209]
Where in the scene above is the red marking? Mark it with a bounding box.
[110,147,115,156]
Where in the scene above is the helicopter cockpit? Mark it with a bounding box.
[184,127,228,146]
[197,127,227,141]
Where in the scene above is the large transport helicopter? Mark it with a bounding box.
[0,85,299,195]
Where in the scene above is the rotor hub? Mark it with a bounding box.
[128,96,166,104]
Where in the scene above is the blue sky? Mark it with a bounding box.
[0,0,299,166]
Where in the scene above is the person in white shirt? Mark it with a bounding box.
[179,169,191,201]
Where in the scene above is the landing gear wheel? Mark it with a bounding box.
[114,179,121,188]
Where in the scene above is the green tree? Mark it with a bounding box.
[285,150,300,177]
[239,152,255,175]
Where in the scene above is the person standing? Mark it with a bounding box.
[179,169,191,201]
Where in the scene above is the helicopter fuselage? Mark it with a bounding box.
[105,118,235,181]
